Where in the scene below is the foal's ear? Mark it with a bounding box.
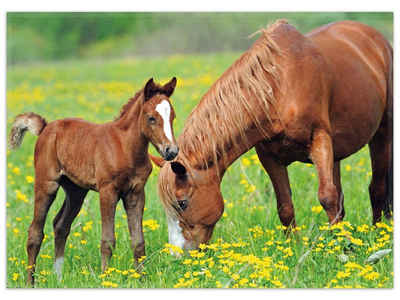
[163,77,177,97]
[171,161,187,177]
[144,78,157,101]
[149,154,165,168]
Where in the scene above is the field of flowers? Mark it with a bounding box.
[6,53,393,288]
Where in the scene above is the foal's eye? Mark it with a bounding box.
[148,116,156,124]
[177,200,188,211]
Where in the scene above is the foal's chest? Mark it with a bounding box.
[121,162,153,193]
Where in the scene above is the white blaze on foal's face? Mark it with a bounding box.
[155,100,173,142]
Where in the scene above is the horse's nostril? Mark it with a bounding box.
[165,146,171,153]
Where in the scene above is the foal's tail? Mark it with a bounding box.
[9,112,47,149]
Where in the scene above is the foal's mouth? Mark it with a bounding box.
[160,144,179,161]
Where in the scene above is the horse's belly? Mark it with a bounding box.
[330,86,385,160]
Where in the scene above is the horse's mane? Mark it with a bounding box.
[158,20,287,219]
[178,20,285,171]
[115,88,144,121]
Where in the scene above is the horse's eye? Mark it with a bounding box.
[177,200,188,211]
[148,116,156,124]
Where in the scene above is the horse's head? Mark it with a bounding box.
[154,157,224,250]
[141,77,178,161]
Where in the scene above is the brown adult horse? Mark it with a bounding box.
[152,20,393,250]
[9,77,179,285]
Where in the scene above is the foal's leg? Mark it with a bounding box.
[99,185,119,272]
[255,144,296,229]
[27,178,60,285]
[122,189,146,269]
[52,178,88,280]
[368,126,392,224]
[333,161,345,221]
[309,129,340,224]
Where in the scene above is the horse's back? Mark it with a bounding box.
[307,21,392,159]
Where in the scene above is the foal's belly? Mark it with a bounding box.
[60,168,98,191]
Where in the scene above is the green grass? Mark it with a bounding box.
[6,53,393,288]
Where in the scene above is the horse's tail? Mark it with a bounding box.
[9,112,47,149]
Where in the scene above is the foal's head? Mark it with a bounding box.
[140,77,178,161]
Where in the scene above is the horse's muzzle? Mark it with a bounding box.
[162,144,179,161]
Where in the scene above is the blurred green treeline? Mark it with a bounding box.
[7,12,393,65]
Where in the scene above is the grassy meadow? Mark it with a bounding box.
[6,53,393,288]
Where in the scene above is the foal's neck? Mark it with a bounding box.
[113,99,149,161]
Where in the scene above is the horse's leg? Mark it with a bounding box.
[333,161,345,221]
[27,178,59,286]
[99,185,119,272]
[52,178,88,280]
[255,144,296,229]
[309,129,340,224]
[368,125,392,224]
[122,189,145,269]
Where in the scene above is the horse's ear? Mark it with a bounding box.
[171,161,187,177]
[144,78,156,101]
[163,77,177,97]
[149,154,165,167]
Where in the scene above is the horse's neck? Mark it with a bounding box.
[182,118,271,180]
[216,125,268,175]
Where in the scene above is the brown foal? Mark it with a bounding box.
[9,77,179,285]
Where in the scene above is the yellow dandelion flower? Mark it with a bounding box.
[12,273,19,281]
[242,158,251,166]
[344,262,362,270]
[12,167,20,175]
[246,184,256,193]
[143,219,160,231]
[271,279,283,288]
[364,272,380,281]
[130,272,141,279]
[349,237,363,246]
[231,273,240,281]
[311,205,323,214]
[336,271,351,279]
[26,175,34,183]
[81,269,89,276]
[357,224,369,233]
[15,190,28,203]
